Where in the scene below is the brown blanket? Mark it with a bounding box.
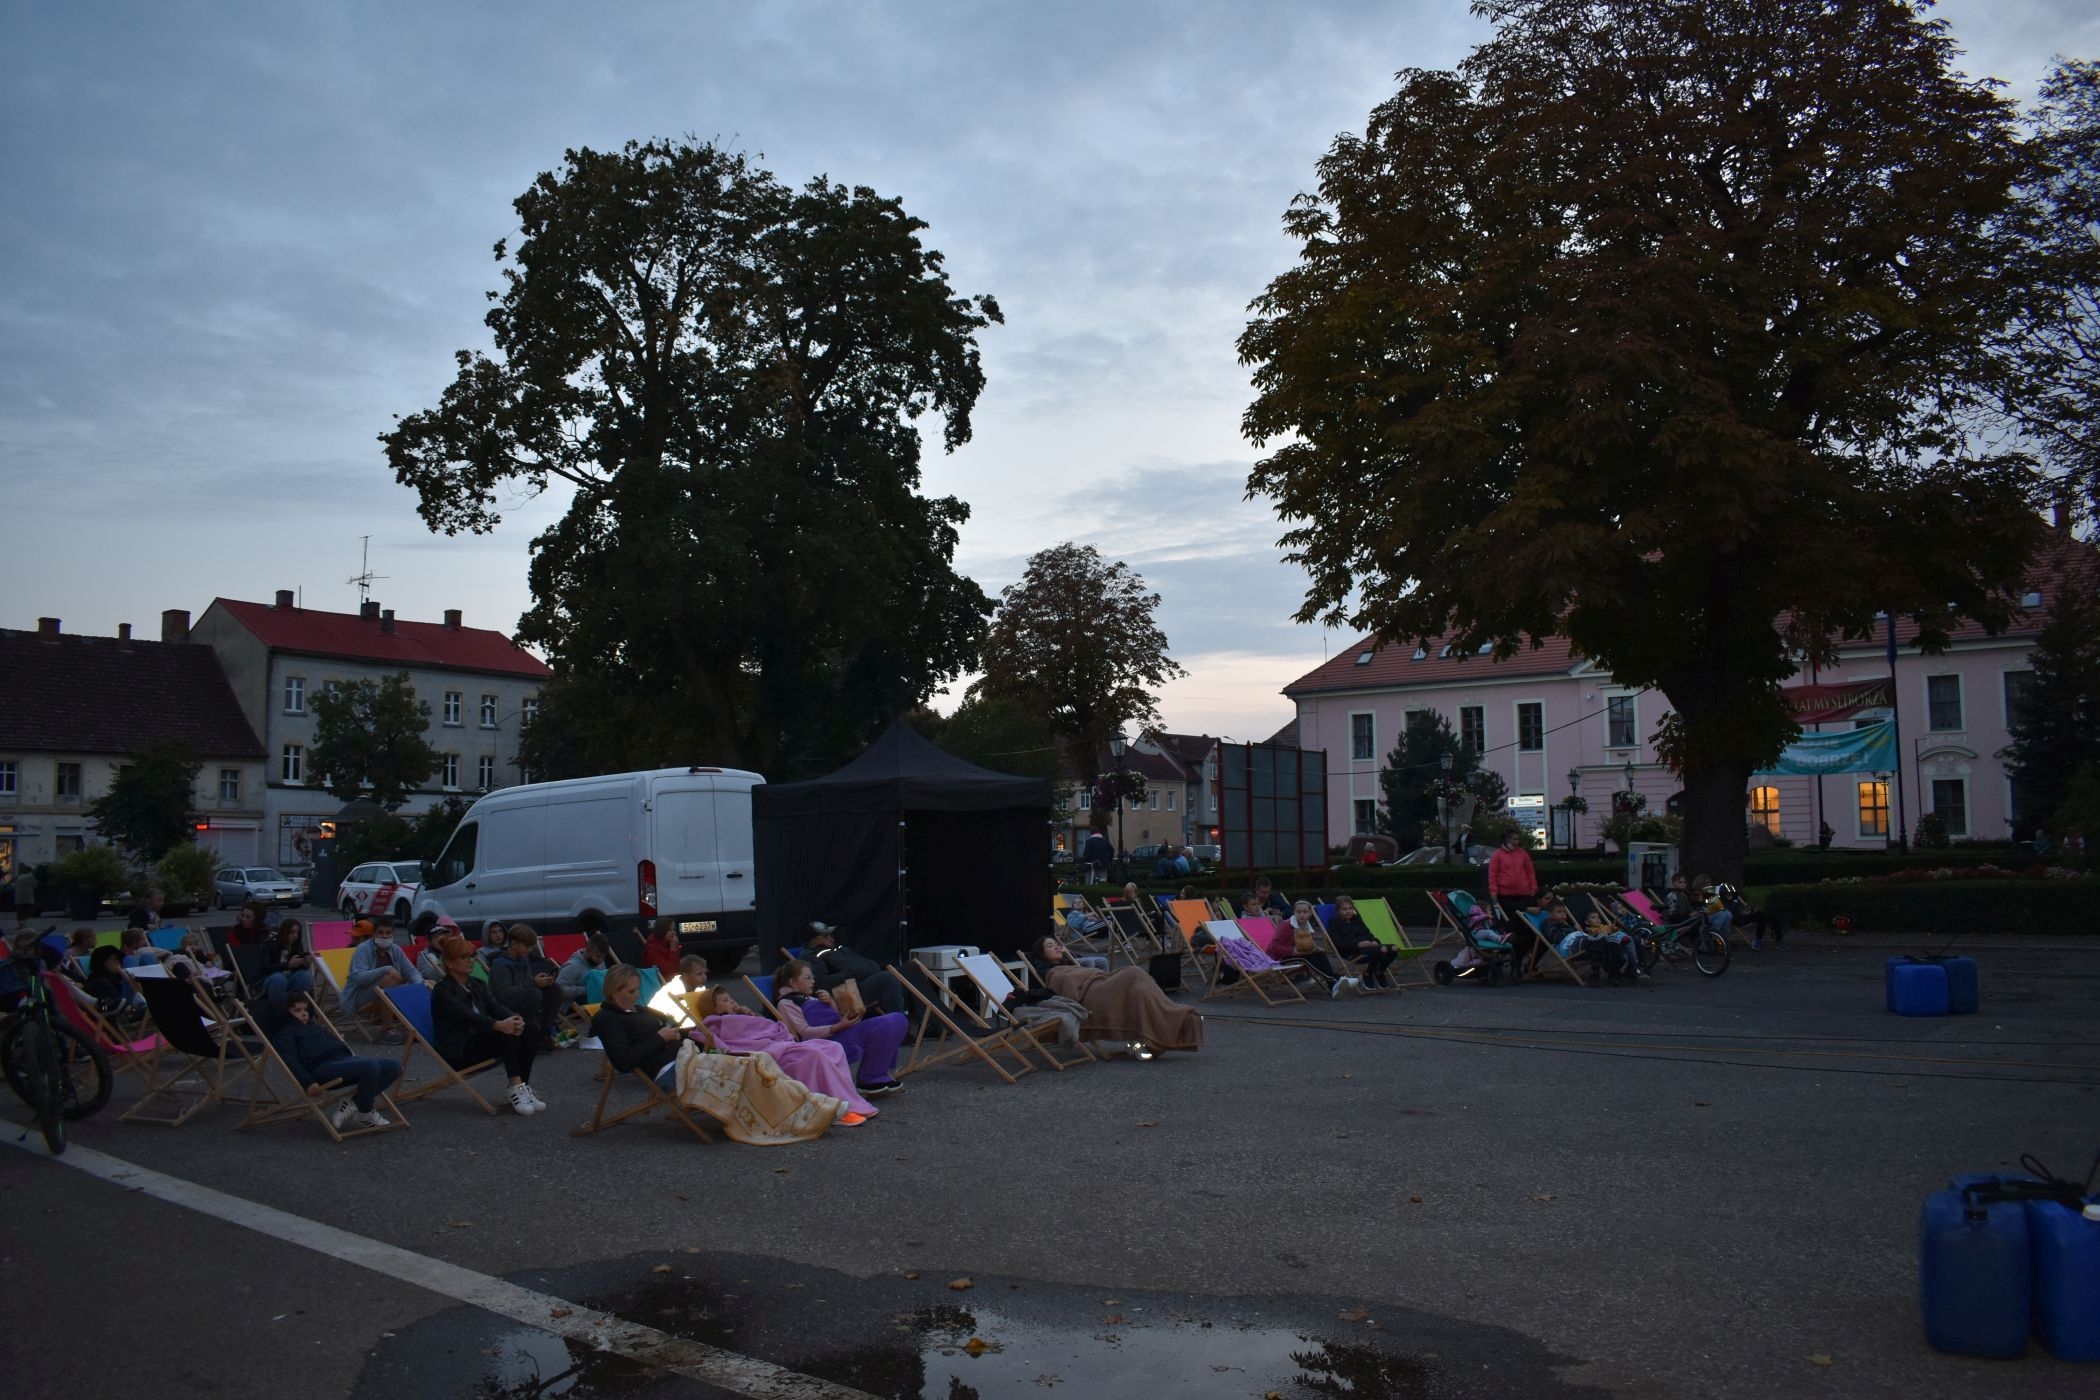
[1045,965,1203,1051]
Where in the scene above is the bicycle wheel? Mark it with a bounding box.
[16,1019,65,1153]
[1634,934,1660,974]
[1691,927,1732,977]
[2,1018,110,1121]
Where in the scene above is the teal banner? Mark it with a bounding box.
[1755,721,1896,777]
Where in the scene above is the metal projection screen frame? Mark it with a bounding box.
[1219,742,1327,871]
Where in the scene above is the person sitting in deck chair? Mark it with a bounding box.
[83,944,145,1021]
[701,986,882,1119]
[431,934,543,1116]
[774,957,907,1097]
[258,916,314,1014]
[344,917,422,1044]
[489,924,568,1050]
[268,993,403,1131]
[802,923,908,1018]
[1274,901,1353,994]
[558,932,614,1004]
[1325,895,1399,988]
[1030,935,1203,1057]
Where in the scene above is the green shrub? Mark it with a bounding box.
[1761,877,2097,934]
[156,842,219,906]
[49,843,133,901]
[1914,812,1951,849]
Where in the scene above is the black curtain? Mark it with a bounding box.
[905,808,1049,958]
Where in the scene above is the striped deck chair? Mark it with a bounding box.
[1201,920,1309,1005]
[379,982,500,1114]
[1350,897,1441,985]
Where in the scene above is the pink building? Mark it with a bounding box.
[1283,561,2079,852]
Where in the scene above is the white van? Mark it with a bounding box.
[410,767,763,972]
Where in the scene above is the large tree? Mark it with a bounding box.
[384,139,999,780]
[2006,575,2100,829]
[89,740,199,862]
[974,542,1186,775]
[1377,710,1505,852]
[307,674,441,809]
[1240,0,2053,880]
[2010,60,2100,507]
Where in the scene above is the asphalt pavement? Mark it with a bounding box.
[5,933,2097,1399]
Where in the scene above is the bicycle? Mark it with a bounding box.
[1618,908,1731,978]
[1,935,115,1153]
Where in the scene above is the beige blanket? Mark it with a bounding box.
[671,1042,843,1145]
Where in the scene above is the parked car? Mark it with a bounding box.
[214,866,303,909]
[412,766,762,975]
[1186,843,1220,869]
[337,861,424,921]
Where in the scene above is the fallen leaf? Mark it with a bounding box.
[1136,1121,1158,1128]
[773,1167,791,1175]
[652,1265,675,1274]
[683,1247,702,1254]
[1267,1391,1286,1399]
[1341,1072,1354,1079]
[1102,1314,1125,1325]
[1532,1194,1557,1202]
[550,1307,572,1319]
[674,1193,688,1200]
[1408,1195,1423,1204]
[963,1337,1001,1357]
[1809,1354,1832,1367]
[1338,1307,1370,1322]
[949,1277,974,1291]
[903,1271,921,1280]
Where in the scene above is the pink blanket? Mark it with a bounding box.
[703,1014,876,1116]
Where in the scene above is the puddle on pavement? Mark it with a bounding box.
[359,1253,1595,1400]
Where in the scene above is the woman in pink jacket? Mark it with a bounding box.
[1486,830,1539,917]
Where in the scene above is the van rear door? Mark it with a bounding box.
[650,781,722,932]
[713,783,755,918]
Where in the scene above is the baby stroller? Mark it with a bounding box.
[1429,890,1522,986]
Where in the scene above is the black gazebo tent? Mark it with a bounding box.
[752,722,1053,969]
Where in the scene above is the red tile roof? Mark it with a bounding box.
[0,630,265,757]
[1285,635,1581,697]
[211,598,552,679]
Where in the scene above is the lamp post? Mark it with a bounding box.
[1565,767,1582,850]
[1874,770,1892,850]
[1622,759,1636,793]
[1108,730,1129,863]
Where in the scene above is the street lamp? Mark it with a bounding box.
[1108,730,1129,862]
[1622,759,1636,793]
[1567,767,1582,798]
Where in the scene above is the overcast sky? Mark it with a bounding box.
[3,1,2092,746]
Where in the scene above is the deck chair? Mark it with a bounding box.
[604,924,649,968]
[739,974,799,1033]
[957,952,1094,1070]
[379,982,500,1114]
[1513,909,1591,986]
[148,927,189,953]
[1201,921,1309,1005]
[227,943,268,1000]
[1102,904,1160,968]
[539,933,585,966]
[44,972,163,1083]
[889,962,1036,1084]
[570,1012,715,1143]
[122,974,265,1126]
[232,996,409,1141]
[1350,896,1440,985]
[309,920,356,951]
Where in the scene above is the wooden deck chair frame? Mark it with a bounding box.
[122,975,266,1127]
[1512,909,1592,986]
[888,963,1035,1084]
[379,983,501,1114]
[956,953,1095,1070]
[232,995,410,1141]
[740,974,801,1035]
[1052,893,1107,955]
[1350,896,1441,986]
[1102,904,1160,969]
[1239,916,1330,996]
[571,1043,715,1143]
[1201,921,1309,1005]
[1308,906,1395,992]
[44,974,164,1082]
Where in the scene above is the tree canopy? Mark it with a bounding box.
[385,138,1000,779]
[1377,710,1505,852]
[307,674,440,809]
[89,740,199,862]
[973,542,1186,776]
[905,695,1066,785]
[1241,0,2058,879]
[2006,570,2100,831]
[2011,60,2100,508]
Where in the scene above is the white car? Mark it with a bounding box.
[336,861,424,921]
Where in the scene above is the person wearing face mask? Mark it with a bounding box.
[343,916,422,1044]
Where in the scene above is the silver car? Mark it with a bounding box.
[215,866,303,909]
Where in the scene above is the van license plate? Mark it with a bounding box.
[679,920,717,934]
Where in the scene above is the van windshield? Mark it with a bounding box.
[432,824,477,887]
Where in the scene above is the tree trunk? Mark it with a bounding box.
[1677,757,1753,885]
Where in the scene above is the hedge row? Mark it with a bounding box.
[1760,878,2098,935]
[1739,846,2034,885]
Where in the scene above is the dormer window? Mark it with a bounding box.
[1438,644,1454,658]
[1477,642,1494,655]
[1355,652,1375,666]
[2021,590,2043,608]
[1411,647,1427,661]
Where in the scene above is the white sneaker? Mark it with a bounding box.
[524,1084,548,1109]
[1346,976,1364,995]
[355,1109,390,1129]
[509,1085,540,1115]
[327,1098,358,1130]
[1329,977,1347,999]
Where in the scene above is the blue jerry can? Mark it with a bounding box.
[1939,956,1980,1014]
[1920,1186,2032,1357]
[1890,961,1950,1016]
[2029,1201,2100,1362]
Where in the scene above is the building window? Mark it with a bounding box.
[442,754,460,789]
[283,677,306,714]
[480,694,499,728]
[1607,695,1638,749]
[1926,675,1963,731]
[2002,670,2034,729]
[1749,785,1781,837]
[1857,780,1889,838]
[1353,799,1378,836]
[1930,778,1969,837]
[0,761,14,797]
[477,756,496,791]
[1517,702,1544,752]
[280,745,304,784]
[443,691,462,726]
[55,762,83,799]
[1460,705,1485,755]
[1166,789,1176,811]
[218,769,240,802]
[522,696,539,727]
[1350,713,1375,762]
[1072,790,1086,811]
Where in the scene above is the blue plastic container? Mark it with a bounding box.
[1940,956,1980,1014]
[2029,1200,2100,1361]
[1920,1186,2032,1357]
[1891,962,1950,1017]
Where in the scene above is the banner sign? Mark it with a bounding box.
[1784,679,1892,723]
[1755,721,1895,777]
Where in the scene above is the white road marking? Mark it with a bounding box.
[1,1119,876,1400]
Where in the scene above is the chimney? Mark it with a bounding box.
[443,608,462,630]
[380,608,395,634]
[360,600,380,622]
[117,623,133,644]
[36,617,59,640]
[2052,483,2074,535]
[161,608,190,644]
[275,589,295,609]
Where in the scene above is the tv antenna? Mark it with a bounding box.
[347,536,389,605]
